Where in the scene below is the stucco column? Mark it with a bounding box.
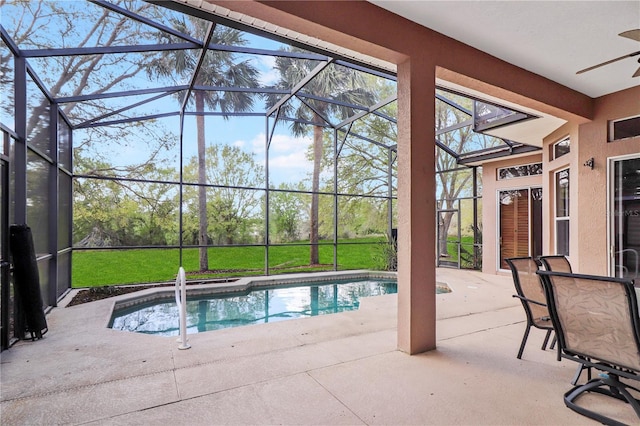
[397,58,437,354]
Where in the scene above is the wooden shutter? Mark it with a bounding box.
[500,190,529,268]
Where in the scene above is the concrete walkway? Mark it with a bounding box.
[1,268,636,425]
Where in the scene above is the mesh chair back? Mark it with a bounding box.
[539,255,572,273]
[506,257,549,327]
[540,271,640,372]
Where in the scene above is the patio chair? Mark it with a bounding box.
[505,257,555,359]
[539,254,595,382]
[539,255,572,273]
[538,270,640,425]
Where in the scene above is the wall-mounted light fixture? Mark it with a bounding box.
[583,157,594,169]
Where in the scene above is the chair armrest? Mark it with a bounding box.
[512,294,547,307]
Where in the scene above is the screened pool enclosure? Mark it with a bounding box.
[0,0,540,347]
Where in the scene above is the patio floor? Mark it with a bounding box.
[1,268,636,425]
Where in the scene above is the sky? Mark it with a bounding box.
[1,0,387,188]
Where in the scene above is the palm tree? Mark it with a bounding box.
[148,17,259,271]
[265,49,376,264]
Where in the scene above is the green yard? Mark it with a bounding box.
[72,237,390,287]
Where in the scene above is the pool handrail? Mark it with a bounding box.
[175,267,191,350]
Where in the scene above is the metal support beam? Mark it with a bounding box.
[20,42,198,58]
[297,96,334,128]
[14,56,27,225]
[74,91,179,128]
[266,107,281,150]
[472,166,479,269]
[336,123,352,158]
[56,86,187,104]
[436,93,472,116]
[435,138,459,160]
[48,105,59,307]
[333,127,338,270]
[90,0,202,44]
[266,59,334,117]
[336,94,397,129]
[181,22,217,112]
[74,112,180,129]
[388,148,394,241]
[264,115,270,275]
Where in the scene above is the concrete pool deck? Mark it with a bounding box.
[1,268,636,425]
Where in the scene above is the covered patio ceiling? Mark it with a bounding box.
[0,0,546,164]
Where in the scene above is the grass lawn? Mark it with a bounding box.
[72,237,390,287]
[442,235,479,267]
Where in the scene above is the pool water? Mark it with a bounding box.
[110,278,401,336]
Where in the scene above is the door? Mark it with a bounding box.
[499,188,542,269]
[610,155,640,279]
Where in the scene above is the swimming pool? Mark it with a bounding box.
[108,272,451,336]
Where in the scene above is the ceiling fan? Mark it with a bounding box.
[576,29,640,77]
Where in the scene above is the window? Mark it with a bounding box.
[552,136,570,159]
[555,168,570,256]
[609,115,640,142]
[497,163,542,180]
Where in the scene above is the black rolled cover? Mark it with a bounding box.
[9,224,48,338]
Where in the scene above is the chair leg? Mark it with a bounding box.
[550,333,556,350]
[541,329,552,350]
[571,364,587,386]
[517,326,531,359]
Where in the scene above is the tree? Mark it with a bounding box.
[331,81,398,240]
[3,0,183,248]
[182,144,264,246]
[336,77,398,198]
[147,17,259,271]
[269,183,307,243]
[74,162,179,247]
[265,49,376,264]
[1,0,163,141]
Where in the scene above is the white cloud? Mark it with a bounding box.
[256,56,280,86]
[234,133,313,185]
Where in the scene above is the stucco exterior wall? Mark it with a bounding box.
[482,86,639,276]
[571,86,640,275]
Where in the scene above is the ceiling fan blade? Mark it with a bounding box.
[576,50,640,74]
[620,29,640,42]
[633,66,640,78]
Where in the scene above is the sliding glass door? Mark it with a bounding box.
[610,155,640,279]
